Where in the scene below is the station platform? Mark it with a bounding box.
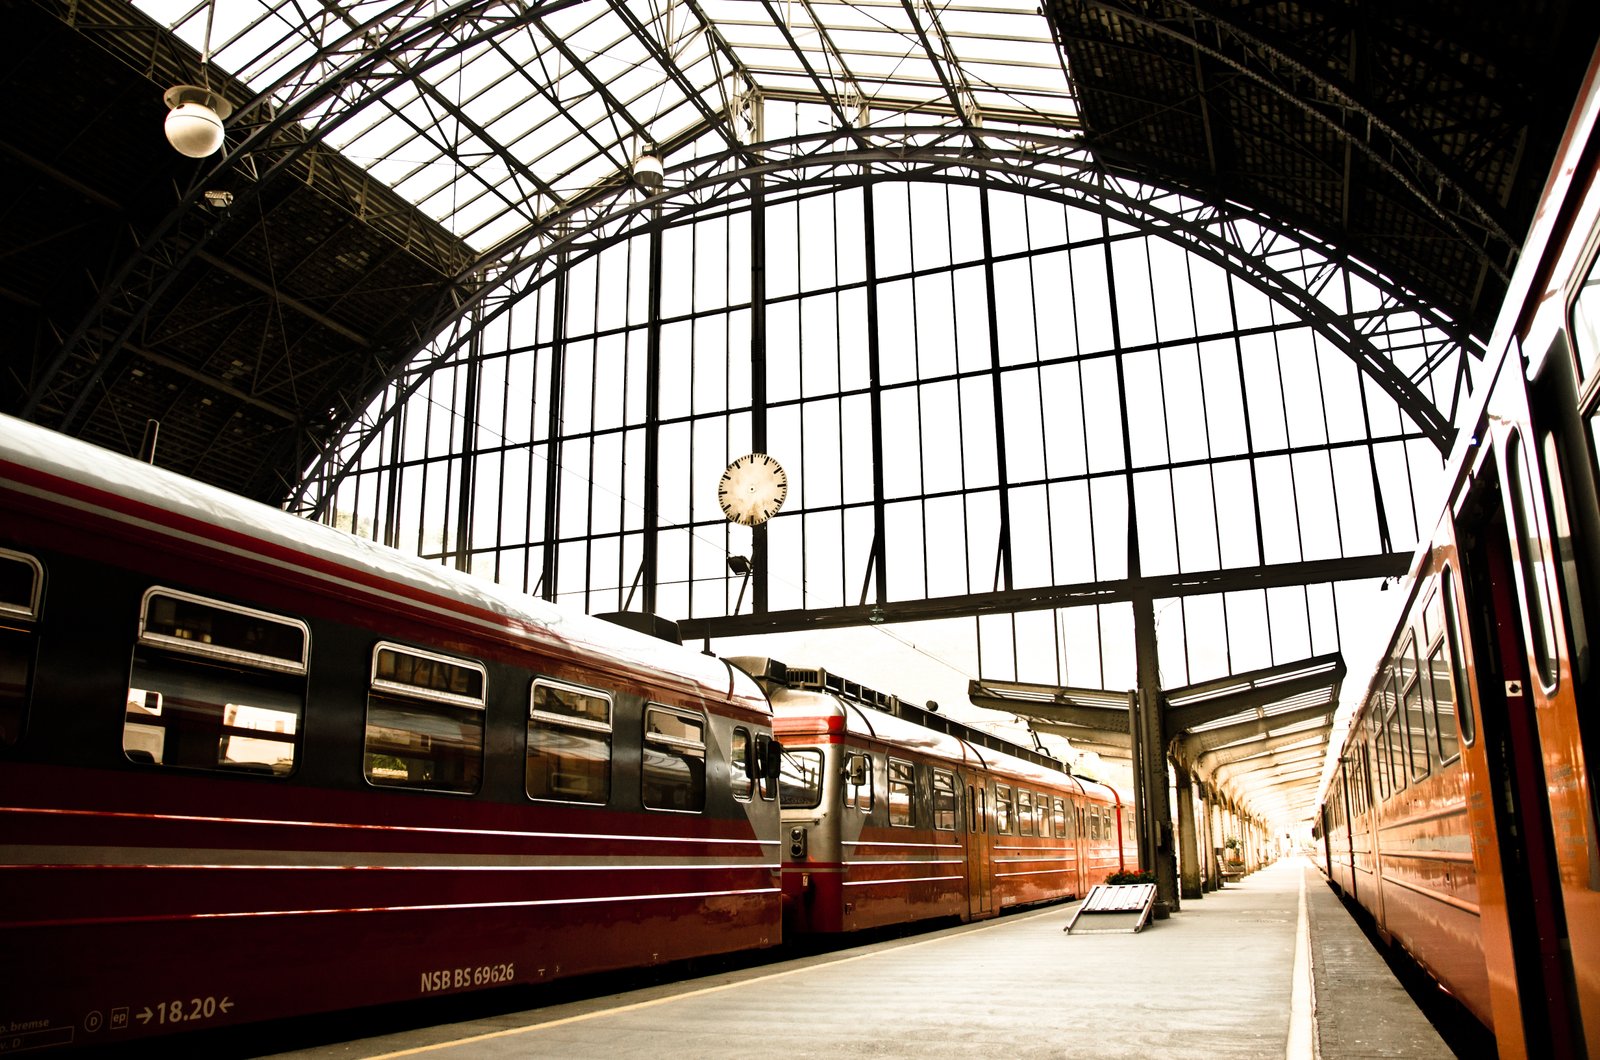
[265,859,1456,1060]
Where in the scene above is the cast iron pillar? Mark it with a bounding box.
[1175,768,1202,900]
[1131,591,1178,914]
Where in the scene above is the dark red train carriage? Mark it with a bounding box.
[0,413,781,1051]
[731,658,1134,935]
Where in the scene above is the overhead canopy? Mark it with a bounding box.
[5,1,1597,499]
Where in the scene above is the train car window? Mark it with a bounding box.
[1367,743,1377,810]
[364,643,485,793]
[1542,431,1591,685]
[931,768,958,830]
[1053,797,1068,837]
[1017,789,1035,835]
[888,758,916,826]
[1369,703,1391,799]
[1399,634,1431,781]
[1383,677,1408,794]
[0,549,42,621]
[126,589,308,776]
[779,747,824,808]
[1572,247,1600,385]
[0,549,42,747]
[1427,641,1461,763]
[1440,569,1476,745]
[642,705,706,813]
[526,680,612,804]
[756,734,779,801]
[730,727,753,801]
[995,784,1013,833]
[847,752,874,811]
[1507,430,1562,688]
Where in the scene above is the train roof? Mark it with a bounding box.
[732,656,1123,801]
[0,412,761,709]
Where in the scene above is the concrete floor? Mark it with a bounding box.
[268,859,1455,1060]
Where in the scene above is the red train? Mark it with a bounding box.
[1315,37,1600,1060]
[731,658,1136,935]
[0,411,1132,1052]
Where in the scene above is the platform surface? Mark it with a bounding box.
[267,859,1454,1060]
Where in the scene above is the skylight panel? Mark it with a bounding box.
[131,0,1079,253]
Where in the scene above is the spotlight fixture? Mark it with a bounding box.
[162,0,228,159]
[202,189,234,208]
[633,152,664,189]
[726,554,754,615]
[163,85,232,158]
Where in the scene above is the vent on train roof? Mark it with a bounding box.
[779,663,1064,773]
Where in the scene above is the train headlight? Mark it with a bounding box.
[788,826,808,860]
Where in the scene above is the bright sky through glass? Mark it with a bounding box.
[136,2,1461,829]
[136,0,1081,251]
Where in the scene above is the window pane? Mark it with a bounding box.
[1429,643,1460,762]
[1507,432,1560,687]
[1017,789,1035,836]
[364,696,483,792]
[0,551,38,746]
[1386,701,1407,793]
[849,752,874,811]
[995,785,1013,833]
[532,682,610,724]
[1403,638,1430,780]
[1405,679,1430,780]
[218,702,298,773]
[127,590,307,776]
[932,769,957,830]
[527,724,610,803]
[144,590,306,671]
[0,551,40,619]
[731,727,753,801]
[889,759,915,827]
[780,748,824,808]
[376,645,485,701]
[643,706,705,812]
[1572,251,1600,385]
[0,629,29,746]
[1442,570,1475,745]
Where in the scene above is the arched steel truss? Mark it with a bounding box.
[27,2,1476,488]
[290,123,1476,519]
[18,1,1511,849]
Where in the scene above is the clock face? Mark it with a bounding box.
[718,453,788,526]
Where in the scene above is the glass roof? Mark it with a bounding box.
[137,0,1080,253]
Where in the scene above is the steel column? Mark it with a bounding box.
[1176,768,1202,900]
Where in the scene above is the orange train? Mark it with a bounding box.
[1315,37,1600,1060]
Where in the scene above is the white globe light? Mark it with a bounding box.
[633,153,664,189]
[165,101,225,158]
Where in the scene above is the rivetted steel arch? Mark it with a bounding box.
[22,0,682,434]
[291,124,1473,514]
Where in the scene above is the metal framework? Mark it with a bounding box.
[20,0,1569,850]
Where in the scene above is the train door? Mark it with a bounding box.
[1337,758,1355,902]
[963,773,993,919]
[1456,455,1584,1059]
